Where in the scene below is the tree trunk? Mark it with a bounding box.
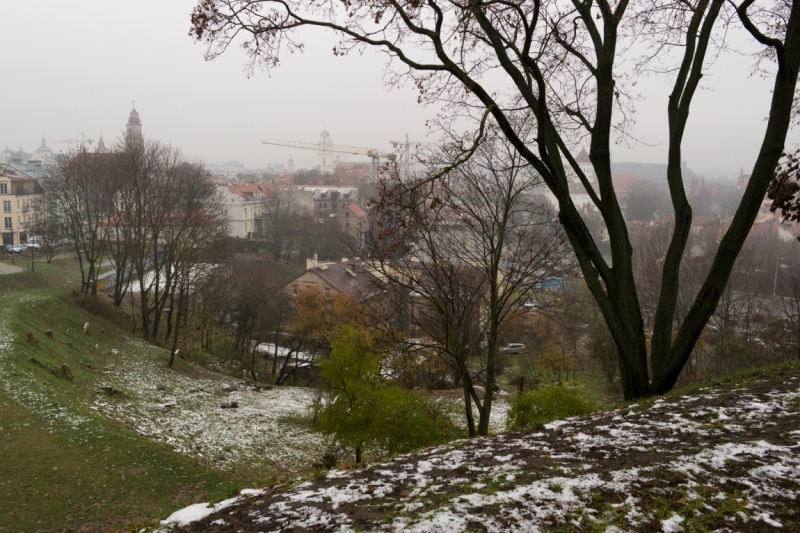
[462,373,476,438]
[651,7,800,393]
[168,287,185,368]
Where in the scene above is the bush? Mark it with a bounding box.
[506,384,599,430]
[315,326,462,462]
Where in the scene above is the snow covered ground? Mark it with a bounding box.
[0,291,509,475]
[164,369,800,532]
[92,338,328,470]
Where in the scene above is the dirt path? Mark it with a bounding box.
[166,365,800,533]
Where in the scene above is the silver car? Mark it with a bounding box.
[500,343,525,354]
[6,244,27,254]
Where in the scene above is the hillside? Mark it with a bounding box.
[167,364,800,533]
[0,261,319,532]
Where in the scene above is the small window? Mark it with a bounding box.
[0,183,7,194]
[4,217,11,230]
[291,286,297,296]
[3,201,10,213]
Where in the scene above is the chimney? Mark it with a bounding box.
[306,253,319,271]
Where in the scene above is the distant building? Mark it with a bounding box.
[0,170,45,245]
[285,256,383,299]
[1,142,51,179]
[574,148,596,187]
[33,137,54,161]
[779,222,800,242]
[296,186,359,224]
[217,183,274,239]
[736,168,751,191]
[96,132,107,153]
[317,130,339,175]
[126,104,143,143]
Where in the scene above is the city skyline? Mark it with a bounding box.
[1,1,796,179]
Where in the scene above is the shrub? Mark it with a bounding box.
[506,384,599,430]
[315,326,462,462]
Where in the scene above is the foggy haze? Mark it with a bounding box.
[0,1,796,179]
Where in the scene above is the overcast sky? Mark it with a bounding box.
[1,1,795,179]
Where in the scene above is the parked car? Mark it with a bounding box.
[500,343,525,354]
[6,244,27,254]
[26,238,41,250]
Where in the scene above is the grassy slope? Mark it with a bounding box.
[0,260,258,533]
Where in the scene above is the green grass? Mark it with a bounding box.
[506,384,601,430]
[0,262,267,532]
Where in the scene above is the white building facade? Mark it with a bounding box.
[217,183,273,239]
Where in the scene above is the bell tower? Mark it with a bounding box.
[126,101,143,144]
[317,129,334,174]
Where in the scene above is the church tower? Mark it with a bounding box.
[288,156,295,175]
[126,102,143,144]
[317,129,334,174]
[96,130,107,153]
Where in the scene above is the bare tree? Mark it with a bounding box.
[263,190,309,262]
[29,185,62,264]
[361,135,570,436]
[773,251,800,361]
[192,0,800,399]
[46,148,113,294]
[191,261,235,352]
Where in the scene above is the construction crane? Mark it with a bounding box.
[262,138,395,181]
[53,133,94,149]
[390,134,431,178]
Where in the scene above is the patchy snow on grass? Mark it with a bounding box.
[93,339,327,470]
[164,374,800,533]
[0,294,92,429]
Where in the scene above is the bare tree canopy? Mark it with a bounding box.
[359,133,571,435]
[191,0,800,399]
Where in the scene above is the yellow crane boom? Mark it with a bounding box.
[53,133,94,148]
[262,138,395,160]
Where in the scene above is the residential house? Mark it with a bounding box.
[284,255,383,299]
[217,183,274,239]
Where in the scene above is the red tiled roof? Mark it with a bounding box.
[227,183,276,201]
[347,203,367,218]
